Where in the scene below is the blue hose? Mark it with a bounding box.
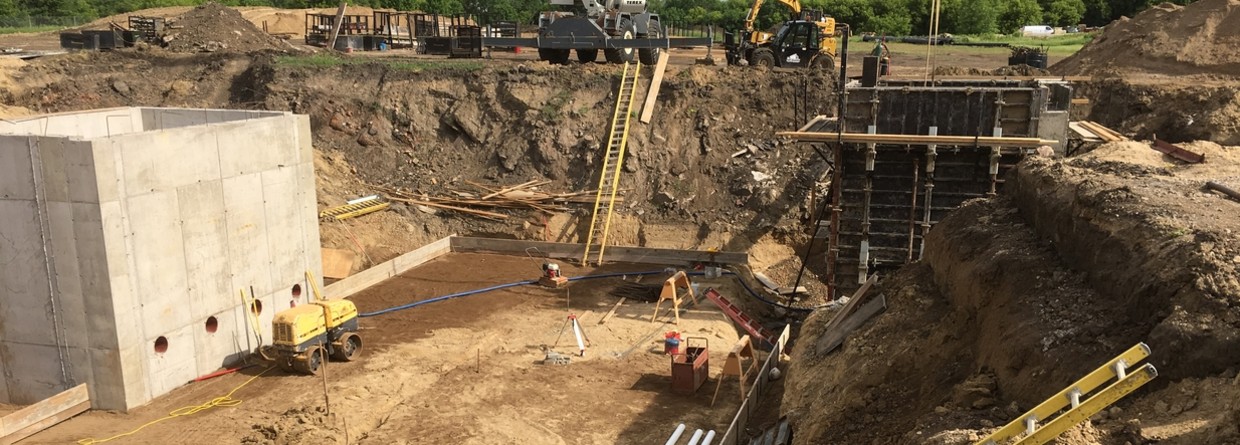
[358,268,813,318]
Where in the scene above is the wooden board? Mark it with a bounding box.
[814,274,877,355]
[324,236,454,299]
[321,248,356,279]
[598,297,626,325]
[816,295,887,356]
[752,271,780,291]
[448,237,748,265]
[639,50,671,124]
[0,384,89,445]
[753,271,807,296]
[777,131,1056,147]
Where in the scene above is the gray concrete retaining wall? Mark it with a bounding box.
[0,107,321,411]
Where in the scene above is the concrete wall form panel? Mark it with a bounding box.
[222,172,275,301]
[0,136,35,200]
[0,199,53,346]
[127,189,192,337]
[177,180,233,323]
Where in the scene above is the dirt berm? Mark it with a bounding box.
[784,143,1240,444]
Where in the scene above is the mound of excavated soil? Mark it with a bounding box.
[1053,0,1240,76]
[163,2,295,53]
[932,65,1051,77]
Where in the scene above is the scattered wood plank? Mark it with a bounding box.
[815,274,877,356]
[387,197,509,220]
[816,295,888,355]
[374,181,625,220]
[599,297,627,325]
[775,286,808,296]
[0,384,90,445]
[320,248,356,279]
[639,50,671,124]
[479,180,543,200]
[752,271,807,296]
[752,271,780,291]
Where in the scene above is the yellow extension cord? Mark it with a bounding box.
[76,367,272,445]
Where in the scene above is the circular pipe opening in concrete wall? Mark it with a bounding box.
[251,300,263,315]
[290,299,297,308]
[292,284,303,298]
[205,316,218,333]
[154,336,168,354]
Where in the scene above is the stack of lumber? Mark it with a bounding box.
[373,180,622,221]
[1077,121,1127,142]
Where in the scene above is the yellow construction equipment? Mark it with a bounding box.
[975,343,1157,445]
[725,0,840,69]
[270,299,362,374]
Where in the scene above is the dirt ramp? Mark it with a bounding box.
[1053,0,1240,77]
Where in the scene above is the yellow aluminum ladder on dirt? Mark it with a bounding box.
[581,59,642,265]
[975,343,1157,445]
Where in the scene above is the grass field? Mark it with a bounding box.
[0,25,64,35]
[853,33,1092,57]
[275,54,485,72]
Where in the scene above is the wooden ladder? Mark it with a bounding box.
[582,59,641,265]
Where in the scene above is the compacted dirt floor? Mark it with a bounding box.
[27,253,761,444]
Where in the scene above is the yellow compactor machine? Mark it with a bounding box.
[270,299,362,374]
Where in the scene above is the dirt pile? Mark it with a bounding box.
[1053,0,1240,76]
[163,2,296,53]
[931,65,1051,77]
[783,144,1240,444]
[1083,78,1240,145]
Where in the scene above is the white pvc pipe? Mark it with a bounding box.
[572,319,586,357]
[701,430,716,445]
[664,424,686,445]
[686,429,704,445]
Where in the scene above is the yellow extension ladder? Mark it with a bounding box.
[582,59,642,265]
[975,343,1157,445]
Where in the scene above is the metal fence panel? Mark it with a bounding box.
[721,325,791,445]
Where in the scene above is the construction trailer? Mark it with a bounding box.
[786,78,1073,299]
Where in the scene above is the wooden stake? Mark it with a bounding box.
[320,342,330,417]
[326,1,348,51]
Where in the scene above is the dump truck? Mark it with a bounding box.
[482,0,713,64]
[270,299,362,374]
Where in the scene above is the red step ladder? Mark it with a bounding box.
[704,288,773,345]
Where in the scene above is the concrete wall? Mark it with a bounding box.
[0,107,321,411]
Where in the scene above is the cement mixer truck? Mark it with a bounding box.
[483,0,713,65]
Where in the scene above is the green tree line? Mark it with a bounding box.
[652,0,1195,35]
[0,0,1200,34]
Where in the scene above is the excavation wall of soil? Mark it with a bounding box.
[1009,158,1240,380]
[784,150,1240,444]
[0,51,840,300]
[1082,79,1240,145]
